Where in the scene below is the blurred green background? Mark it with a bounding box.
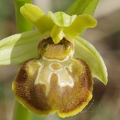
[0,0,120,120]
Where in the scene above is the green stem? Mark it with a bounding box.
[12,101,32,120]
[12,0,33,120]
[14,0,32,32]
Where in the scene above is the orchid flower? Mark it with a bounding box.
[0,4,108,118]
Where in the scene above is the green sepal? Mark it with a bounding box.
[66,0,99,15]
[20,4,54,34]
[64,14,97,38]
[0,31,41,65]
[74,36,108,85]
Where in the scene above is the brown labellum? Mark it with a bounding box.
[12,38,93,118]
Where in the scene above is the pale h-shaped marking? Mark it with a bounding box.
[35,60,74,96]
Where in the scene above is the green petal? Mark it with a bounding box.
[20,4,54,34]
[64,15,97,38]
[0,31,41,65]
[48,11,77,27]
[66,0,99,15]
[74,36,108,85]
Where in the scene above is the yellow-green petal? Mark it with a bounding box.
[64,15,97,38]
[20,4,54,34]
[0,31,41,65]
[48,11,77,27]
[75,36,108,85]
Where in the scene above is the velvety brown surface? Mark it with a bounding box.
[12,58,93,117]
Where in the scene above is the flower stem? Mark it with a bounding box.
[12,101,33,120]
[14,0,32,32]
[12,0,33,120]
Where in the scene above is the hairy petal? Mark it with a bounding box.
[74,36,108,85]
[0,31,41,65]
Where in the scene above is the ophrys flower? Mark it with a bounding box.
[0,3,108,118]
